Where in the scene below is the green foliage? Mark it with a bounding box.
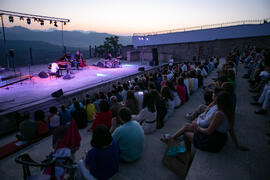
[96,36,122,58]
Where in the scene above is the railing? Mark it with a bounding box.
[133,18,270,37]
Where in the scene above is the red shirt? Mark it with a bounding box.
[36,122,49,135]
[90,110,112,130]
[176,85,186,104]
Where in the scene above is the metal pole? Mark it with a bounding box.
[1,15,9,69]
[61,22,65,54]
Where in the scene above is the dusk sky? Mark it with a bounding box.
[1,0,270,35]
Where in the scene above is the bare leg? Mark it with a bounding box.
[184,132,194,152]
[171,123,194,139]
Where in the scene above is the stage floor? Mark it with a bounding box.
[0,59,155,113]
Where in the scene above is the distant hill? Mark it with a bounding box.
[0,39,89,67]
[0,26,132,48]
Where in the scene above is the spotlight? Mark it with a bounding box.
[27,18,31,25]
[146,38,149,40]
[34,18,37,22]
[9,16,14,24]
[20,16,24,22]
[50,20,53,24]
[40,20,44,26]
[54,21,58,27]
[64,22,66,25]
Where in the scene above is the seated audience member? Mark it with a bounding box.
[112,107,144,162]
[84,99,96,122]
[16,112,37,141]
[77,125,118,180]
[160,75,168,87]
[134,86,144,111]
[166,81,181,108]
[48,106,60,129]
[176,77,187,104]
[72,101,88,129]
[110,96,123,133]
[251,84,270,114]
[69,97,83,113]
[90,100,112,131]
[133,93,157,134]
[34,110,49,136]
[150,90,167,129]
[93,93,101,113]
[183,91,248,152]
[124,90,139,115]
[59,105,71,125]
[161,86,174,121]
[185,90,213,120]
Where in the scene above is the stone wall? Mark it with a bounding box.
[127,35,270,63]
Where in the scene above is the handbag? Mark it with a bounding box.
[162,139,192,177]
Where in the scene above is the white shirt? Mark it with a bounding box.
[197,105,217,128]
[184,79,190,96]
[192,78,198,91]
[133,108,157,134]
[135,91,144,111]
[51,63,59,73]
[169,59,174,66]
[50,114,60,128]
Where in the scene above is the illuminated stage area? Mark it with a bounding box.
[0,62,155,113]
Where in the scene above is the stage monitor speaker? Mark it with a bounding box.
[9,49,15,58]
[138,67,145,71]
[152,48,159,66]
[51,89,63,98]
[38,71,48,78]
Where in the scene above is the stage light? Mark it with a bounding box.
[146,38,149,40]
[27,18,31,25]
[64,22,66,25]
[40,20,44,26]
[34,18,37,22]
[20,16,24,22]
[9,16,14,24]
[50,20,53,24]
[54,21,58,27]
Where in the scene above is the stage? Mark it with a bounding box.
[0,59,160,114]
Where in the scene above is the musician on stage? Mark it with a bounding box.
[50,62,60,76]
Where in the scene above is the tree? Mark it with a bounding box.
[96,36,121,58]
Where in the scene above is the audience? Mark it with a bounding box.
[72,101,88,129]
[124,90,139,115]
[47,106,60,129]
[133,93,157,134]
[77,125,118,180]
[16,112,37,141]
[90,100,112,131]
[59,105,72,125]
[112,107,144,162]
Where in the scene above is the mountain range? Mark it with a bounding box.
[0,26,132,48]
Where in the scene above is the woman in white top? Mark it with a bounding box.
[133,93,157,134]
[48,106,60,128]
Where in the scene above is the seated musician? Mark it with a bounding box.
[51,62,59,76]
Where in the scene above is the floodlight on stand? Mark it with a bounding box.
[27,18,31,25]
[40,20,44,26]
[54,21,58,27]
[20,16,24,22]
[64,22,66,25]
[34,18,37,22]
[9,16,14,23]
[50,20,53,24]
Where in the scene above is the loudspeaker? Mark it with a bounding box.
[51,89,63,98]
[152,48,159,65]
[9,49,15,58]
[138,67,145,71]
[38,71,48,78]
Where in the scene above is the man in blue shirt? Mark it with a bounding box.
[112,107,144,162]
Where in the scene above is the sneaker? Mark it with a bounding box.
[254,109,267,115]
